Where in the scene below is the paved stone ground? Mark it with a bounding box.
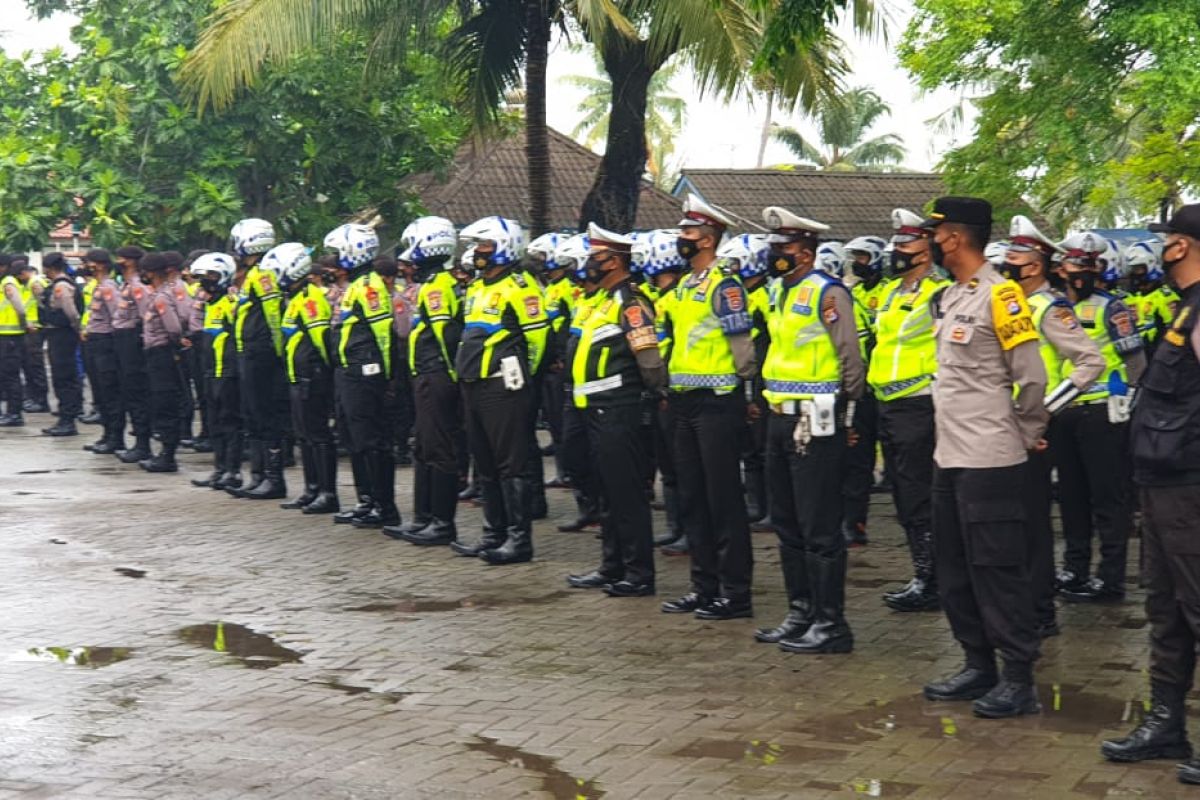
[0,417,1189,798]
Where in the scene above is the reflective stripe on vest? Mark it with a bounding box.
[0,276,22,335]
[1069,294,1127,403]
[667,268,739,393]
[1027,291,1067,390]
[866,275,945,401]
[762,271,841,404]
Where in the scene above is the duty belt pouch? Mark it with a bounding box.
[1107,393,1131,424]
[808,394,837,437]
[500,355,525,391]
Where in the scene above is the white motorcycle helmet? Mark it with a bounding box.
[261,242,313,290]
[459,216,519,266]
[717,233,770,280]
[1125,239,1164,283]
[814,241,848,277]
[985,241,1009,268]
[229,218,276,258]
[528,232,567,272]
[192,252,237,292]
[398,216,456,264]
[323,223,379,270]
[640,229,686,278]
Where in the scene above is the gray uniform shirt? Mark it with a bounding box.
[141,285,183,348]
[86,279,121,335]
[113,276,150,331]
[933,262,1049,469]
[166,278,193,335]
[821,281,866,400]
[47,279,81,332]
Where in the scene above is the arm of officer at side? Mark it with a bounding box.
[623,295,667,392]
[712,276,757,379]
[5,281,26,330]
[995,286,1049,449]
[1042,301,1104,414]
[1108,298,1147,386]
[159,296,183,345]
[823,286,865,401]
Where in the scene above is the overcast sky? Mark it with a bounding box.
[0,0,972,173]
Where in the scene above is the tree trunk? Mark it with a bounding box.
[524,0,552,236]
[579,38,659,232]
[756,101,772,168]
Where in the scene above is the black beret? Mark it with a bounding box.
[140,252,169,273]
[43,253,66,271]
[84,248,112,264]
[115,245,146,261]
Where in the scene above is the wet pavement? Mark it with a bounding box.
[0,421,1187,798]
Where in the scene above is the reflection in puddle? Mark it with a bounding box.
[177,622,304,669]
[673,738,846,764]
[346,591,571,613]
[12,646,132,668]
[802,779,919,797]
[467,735,603,799]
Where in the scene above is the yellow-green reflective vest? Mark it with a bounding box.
[205,294,238,378]
[762,271,842,403]
[1070,293,1132,402]
[282,284,332,383]
[866,274,948,401]
[665,268,742,393]
[338,272,394,378]
[1026,290,1068,390]
[0,276,22,335]
[457,270,549,381]
[235,264,283,355]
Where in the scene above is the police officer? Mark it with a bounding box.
[534,232,573,489]
[754,207,864,653]
[112,246,153,462]
[182,249,214,452]
[325,224,399,528]
[1126,241,1168,348]
[842,236,889,546]
[80,251,124,452]
[869,210,949,612]
[0,255,29,426]
[15,259,49,415]
[191,253,244,490]
[1102,204,1200,784]
[270,244,338,513]
[999,217,1105,638]
[138,252,184,472]
[564,224,666,595]
[920,196,1049,718]
[387,217,464,546]
[659,194,757,620]
[39,253,82,437]
[1052,231,1146,602]
[450,216,549,565]
[717,233,772,525]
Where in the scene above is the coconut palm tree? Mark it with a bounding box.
[562,57,685,186]
[771,86,905,170]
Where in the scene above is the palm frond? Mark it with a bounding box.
[442,0,529,130]
[771,124,824,165]
[842,134,906,166]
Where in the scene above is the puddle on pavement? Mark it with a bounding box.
[1037,683,1145,733]
[310,678,409,703]
[805,779,919,797]
[467,735,603,799]
[49,538,67,545]
[673,738,846,765]
[123,488,158,494]
[17,469,51,475]
[346,591,571,614]
[12,646,132,668]
[177,622,304,669]
[114,568,147,578]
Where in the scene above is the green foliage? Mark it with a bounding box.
[771,85,905,170]
[900,0,1200,227]
[0,0,465,250]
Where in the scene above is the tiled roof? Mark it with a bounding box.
[673,169,949,240]
[400,128,682,232]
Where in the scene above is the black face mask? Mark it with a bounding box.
[1069,271,1097,299]
[889,250,919,276]
[929,239,945,268]
[583,255,611,283]
[676,237,699,261]
[200,278,221,295]
[851,261,873,280]
[769,250,796,277]
[473,250,494,272]
[1163,242,1186,273]
[998,261,1026,283]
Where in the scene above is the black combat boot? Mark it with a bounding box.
[756,546,811,643]
[779,551,853,654]
[229,439,264,496]
[481,477,534,565]
[140,443,178,473]
[883,529,940,612]
[1102,682,1191,762]
[386,460,432,535]
[117,434,151,463]
[213,433,244,491]
[192,433,225,488]
[333,452,372,523]
[744,468,767,523]
[653,485,682,546]
[302,442,341,514]
[354,450,400,528]
[280,442,317,509]
[41,417,78,436]
[397,469,459,546]
[557,489,599,532]
[243,441,287,500]
[91,422,126,455]
[450,478,508,556]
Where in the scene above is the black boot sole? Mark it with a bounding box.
[779,638,853,654]
[973,699,1042,719]
[1101,742,1192,763]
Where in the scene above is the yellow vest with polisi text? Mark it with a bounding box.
[665,267,746,393]
[762,270,842,403]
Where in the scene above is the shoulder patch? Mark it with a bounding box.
[991,282,1038,350]
[1051,305,1079,331]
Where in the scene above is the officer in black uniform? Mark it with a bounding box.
[564,224,667,596]
[1102,204,1200,785]
[39,253,83,436]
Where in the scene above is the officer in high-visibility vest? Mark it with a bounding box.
[1052,231,1147,603]
[1126,240,1179,351]
[921,196,1048,719]
[841,236,889,547]
[869,209,950,612]
[531,232,573,490]
[387,216,465,546]
[754,206,864,653]
[327,223,400,529]
[717,233,772,526]
[15,259,49,415]
[564,223,666,596]
[0,255,30,426]
[227,218,289,499]
[659,194,757,621]
[449,216,550,565]
[189,253,243,491]
[996,216,1104,639]
[270,243,338,514]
